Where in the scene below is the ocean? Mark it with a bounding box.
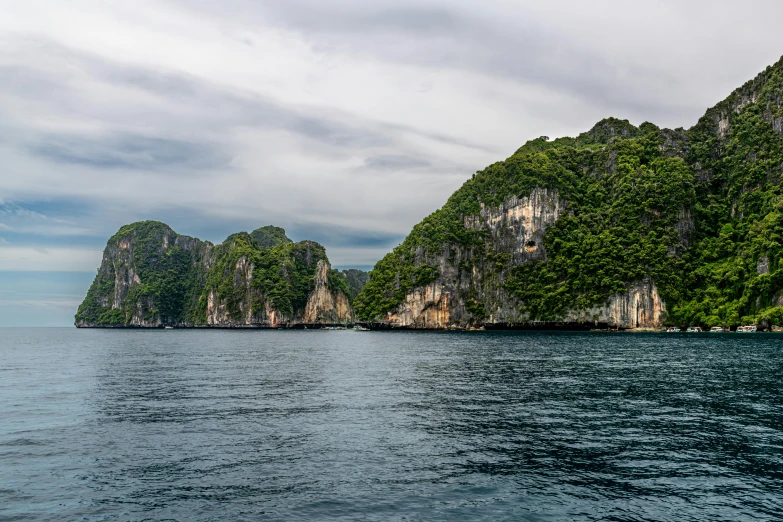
[1,328,781,520]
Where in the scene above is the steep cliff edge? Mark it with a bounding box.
[355,56,783,330]
[75,222,353,327]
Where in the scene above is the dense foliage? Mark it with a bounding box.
[75,221,203,326]
[250,226,293,249]
[341,269,369,299]
[356,56,783,328]
[76,222,348,326]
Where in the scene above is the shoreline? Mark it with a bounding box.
[74,323,783,332]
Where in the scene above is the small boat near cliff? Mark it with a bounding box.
[686,326,702,333]
[737,325,757,332]
[710,326,724,332]
[666,327,680,333]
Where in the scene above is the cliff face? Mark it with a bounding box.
[355,56,783,330]
[381,278,666,329]
[381,188,573,328]
[561,280,666,329]
[464,188,563,261]
[75,222,353,327]
[375,190,664,330]
[302,260,353,324]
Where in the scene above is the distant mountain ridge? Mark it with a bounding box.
[354,56,783,330]
[75,222,368,327]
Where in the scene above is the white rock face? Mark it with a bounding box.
[303,260,353,324]
[383,279,665,329]
[378,187,668,330]
[79,223,354,328]
[465,187,563,258]
[385,282,450,328]
[757,255,770,275]
[563,280,667,329]
[203,257,352,327]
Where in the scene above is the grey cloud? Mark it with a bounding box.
[287,222,404,249]
[29,133,231,171]
[265,3,464,37]
[364,154,430,171]
[1,41,392,150]
[6,0,783,284]
[68,47,390,148]
[96,57,484,150]
[203,0,698,121]
[2,38,494,191]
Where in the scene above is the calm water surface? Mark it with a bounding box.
[1,328,782,521]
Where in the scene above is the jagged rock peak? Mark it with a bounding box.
[75,221,353,328]
[250,226,293,249]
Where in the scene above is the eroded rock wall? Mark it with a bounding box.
[76,223,354,327]
[563,280,666,329]
[373,188,667,330]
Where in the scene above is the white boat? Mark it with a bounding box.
[666,327,680,333]
[710,326,724,332]
[164,326,174,330]
[737,325,757,332]
[686,326,702,333]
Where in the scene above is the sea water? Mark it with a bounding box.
[1,328,781,520]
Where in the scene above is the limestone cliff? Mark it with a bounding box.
[302,260,352,324]
[561,280,666,329]
[356,56,783,330]
[75,222,353,328]
[367,188,665,330]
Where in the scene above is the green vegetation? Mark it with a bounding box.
[76,222,347,326]
[75,221,202,326]
[250,226,293,249]
[356,56,783,328]
[329,269,352,300]
[341,269,369,299]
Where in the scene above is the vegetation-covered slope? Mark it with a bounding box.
[355,56,783,329]
[341,269,370,299]
[75,222,353,327]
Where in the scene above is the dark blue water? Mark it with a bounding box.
[1,329,782,521]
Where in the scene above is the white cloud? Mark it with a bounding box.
[0,299,82,308]
[0,0,782,271]
[0,247,102,271]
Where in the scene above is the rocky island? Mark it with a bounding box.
[353,56,783,331]
[75,223,365,328]
[78,57,783,331]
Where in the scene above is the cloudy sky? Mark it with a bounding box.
[2,0,783,325]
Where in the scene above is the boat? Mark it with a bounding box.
[737,325,757,332]
[686,326,702,333]
[353,326,370,331]
[666,327,680,333]
[164,325,174,330]
[710,326,724,332]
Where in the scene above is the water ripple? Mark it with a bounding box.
[1,329,782,520]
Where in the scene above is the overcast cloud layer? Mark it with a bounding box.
[2,0,783,324]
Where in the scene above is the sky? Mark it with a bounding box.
[2,0,783,326]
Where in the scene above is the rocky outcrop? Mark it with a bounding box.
[465,187,563,261]
[562,280,666,329]
[363,187,668,330]
[384,282,451,328]
[355,55,783,331]
[377,279,665,330]
[303,260,353,324]
[75,221,354,328]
